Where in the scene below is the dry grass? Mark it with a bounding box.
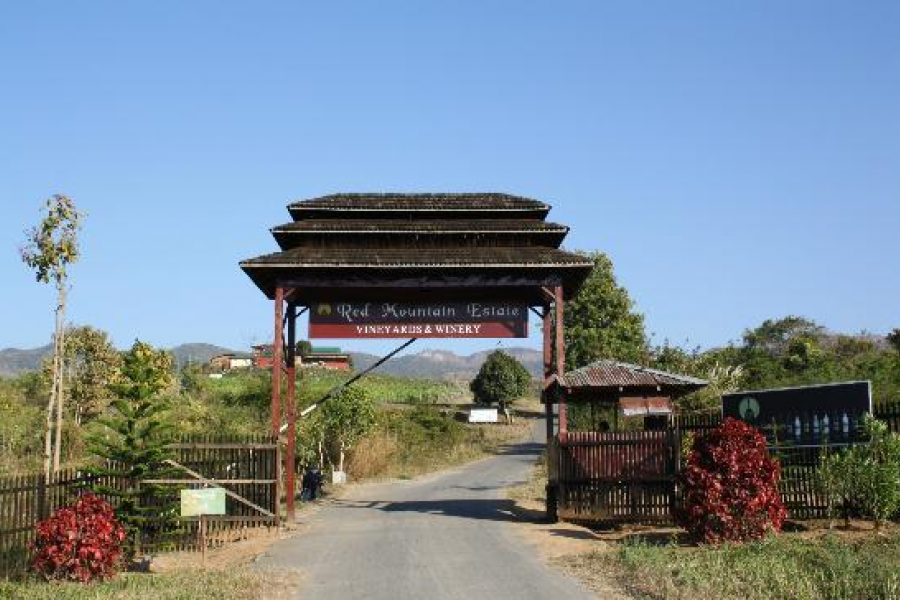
[506,451,547,509]
[381,417,535,479]
[346,431,400,479]
[346,406,537,482]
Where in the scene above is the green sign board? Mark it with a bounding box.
[180,488,226,517]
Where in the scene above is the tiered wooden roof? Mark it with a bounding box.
[241,193,593,304]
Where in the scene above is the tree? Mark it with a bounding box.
[888,329,900,354]
[43,326,121,425]
[563,251,648,369]
[469,350,531,422]
[296,410,327,470]
[88,341,177,556]
[322,387,376,475]
[743,316,824,355]
[20,195,84,476]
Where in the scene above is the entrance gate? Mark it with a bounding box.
[553,431,680,523]
[240,193,593,521]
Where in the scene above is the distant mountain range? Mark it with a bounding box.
[0,342,541,380]
[0,344,54,378]
[350,347,542,380]
[0,343,234,377]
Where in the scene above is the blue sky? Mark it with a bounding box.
[1,1,898,357]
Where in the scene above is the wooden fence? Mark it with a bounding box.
[556,431,679,524]
[665,403,900,435]
[768,444,836,519]
[667,413,722,432]
[877,401,900,434]
[553,432,872,525]
[0,435,278,577]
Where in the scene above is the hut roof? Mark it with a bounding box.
[556,360,708,392]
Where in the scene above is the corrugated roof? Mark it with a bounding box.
[558,360,708,390]
[289,193,549,212]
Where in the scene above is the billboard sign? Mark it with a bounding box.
[722,381,872,443]
[309,302,528,339]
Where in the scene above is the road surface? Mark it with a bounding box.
[259,423,594,600]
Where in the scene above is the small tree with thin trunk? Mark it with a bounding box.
[888,328,900,354]
[322,387,376,475]
[42,325,121,425]
[20,195,83,476]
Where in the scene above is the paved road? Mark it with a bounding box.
[259,423,594,600]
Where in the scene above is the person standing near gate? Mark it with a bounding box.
[302,465,323,501]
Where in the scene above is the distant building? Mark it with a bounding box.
[302,347,352,371]
[251,344,352,371]
[251,345,284,369]
[209,353,254,372]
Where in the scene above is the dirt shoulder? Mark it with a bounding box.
[504,456,635,600]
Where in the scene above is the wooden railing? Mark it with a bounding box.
[0,435,278,577]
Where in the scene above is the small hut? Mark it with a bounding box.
[553,360,708,431]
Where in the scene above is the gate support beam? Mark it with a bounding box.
[542,304,558,523]
[271,287,284,437]
[542,285,567,523]
[555,285,567,437]
[285,303,297,522]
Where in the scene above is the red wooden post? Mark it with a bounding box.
[543,304,559,523]
[285,304,297,522]
[271,287,284,437]
[555,285,567,437]
[542,307,554,441]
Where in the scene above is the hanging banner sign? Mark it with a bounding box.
[309,302,528,339]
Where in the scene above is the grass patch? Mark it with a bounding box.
[0,567,300,600]
[573,533,900,600]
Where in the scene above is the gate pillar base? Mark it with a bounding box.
[545,483,559,523]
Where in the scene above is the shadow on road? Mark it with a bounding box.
[492,441,545,456]
[331,498,532,523]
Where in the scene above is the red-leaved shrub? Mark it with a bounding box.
[30,493,126,582]
[678,417,786,543]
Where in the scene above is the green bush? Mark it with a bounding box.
[819,415,900,529]
[0,378,44,475]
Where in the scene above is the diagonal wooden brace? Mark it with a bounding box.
[163,459,276,518]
